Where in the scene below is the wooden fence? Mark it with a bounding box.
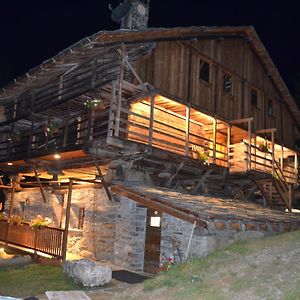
[0,220,64,259]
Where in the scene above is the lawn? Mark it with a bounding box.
[0,264,80,298]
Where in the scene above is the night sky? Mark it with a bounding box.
[0,0,299,101]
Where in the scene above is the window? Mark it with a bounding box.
[251,89,258,108]
[199,60,210,83]
[267,99,273,116]
[224,74,232,94]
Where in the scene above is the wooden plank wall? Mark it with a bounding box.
[136,38,296,148]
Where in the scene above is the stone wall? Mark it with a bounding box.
[5,187,93,229]
[114,196,147,271]
[160,213,298,266]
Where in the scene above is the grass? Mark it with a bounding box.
[0,264,80,298]
[137,231,300,300]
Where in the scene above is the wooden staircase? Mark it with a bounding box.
[255,158,292,211]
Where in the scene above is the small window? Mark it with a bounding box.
[199,60,210,83]
[267,99,273,116]
[224,74,232,94]
[251,89,258,108]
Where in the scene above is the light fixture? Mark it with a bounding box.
[54,154,61,159]
[94,175,102,183]
[7,162,13,166]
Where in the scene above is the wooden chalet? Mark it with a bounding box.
[0,5,300,270]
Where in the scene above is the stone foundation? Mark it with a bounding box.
[5,184,300,273]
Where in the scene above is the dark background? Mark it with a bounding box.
[1,0,299,103]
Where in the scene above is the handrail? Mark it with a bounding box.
[0,220,64,259]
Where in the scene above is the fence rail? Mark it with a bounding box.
[0,220,64,259]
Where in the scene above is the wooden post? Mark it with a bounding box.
[213,118,217,164]
[115,43,126,137]
[288,185,293,212]
[107,81,117,141]
[271,131,275,176]
[34,169,47,203]
[294,153,298,181]
[185,105,190,156]
[59,196,65,229]
[149,95,155,146]
[227,125,231,169]
[253,134,257,170]
[8,180,15,219]
[63,100,71,147]
[62,179,73,261]
[248,119,252,171]
[93,157,113,201]
[281,145,284,172]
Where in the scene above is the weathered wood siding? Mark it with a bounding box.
[137,38,296,148]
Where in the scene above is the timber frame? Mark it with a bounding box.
[0,26,299,214]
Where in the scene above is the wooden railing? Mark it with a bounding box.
[0,109,109,162]
[111,102,228,168]
[0,220,64,259]
[235,141,298,184]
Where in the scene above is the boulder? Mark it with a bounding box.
[64,259,112,287]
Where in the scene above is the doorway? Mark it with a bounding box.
[144,208,162,273]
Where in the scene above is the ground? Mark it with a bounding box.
[1,231,300,299]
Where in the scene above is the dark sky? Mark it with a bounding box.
[0,0,300,99]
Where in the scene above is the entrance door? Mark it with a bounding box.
[144,209,162,273]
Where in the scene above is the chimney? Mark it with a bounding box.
[121,0,150,30]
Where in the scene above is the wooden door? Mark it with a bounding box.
[144,209,162,273]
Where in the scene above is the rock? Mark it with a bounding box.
[64,259,112,287]
[0,255,32,267]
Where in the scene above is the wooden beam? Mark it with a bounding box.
[62,179,73,261]
[185,105,190,156]
[230,117,254,125]
[227,125,231,169]
[124,56,146,88]
[256,128,277,134]
[213,118,217,164]
[281,144,284,171]
[107,80,116,141]
[111,185,207,228]
[271,131,275,175]
[192,169,213,194]
[149,95,155,146]
[34,169,47,203]
[93,157,112,201]
[248,119,252,171]
[9,181,16,219]
[115,43,126,137]
[166,162,185,187]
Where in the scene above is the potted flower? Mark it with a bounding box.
[29,215,52,229]
[258,141,269,153]
[9,214,23,226]
[0,212,7,221]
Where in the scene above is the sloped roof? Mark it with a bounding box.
[0,26,299,126]
[111,184,300,226]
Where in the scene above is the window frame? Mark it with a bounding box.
[199,59,210,84]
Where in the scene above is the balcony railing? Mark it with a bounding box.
[0,220,64,259]
[0,109,109,162]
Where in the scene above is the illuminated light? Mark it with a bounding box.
[54,154,61,159]
[0,248,4,253]
[7,162,13,166]
[150,216,161,227]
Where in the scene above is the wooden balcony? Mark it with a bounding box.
[0,109,109,163]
